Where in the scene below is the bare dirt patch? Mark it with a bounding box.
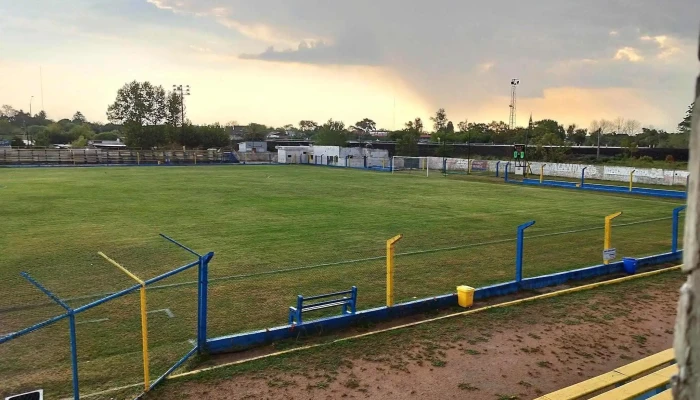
[148,272,681,400]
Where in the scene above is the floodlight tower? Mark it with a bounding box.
[509,79,519,130]
[172,84,191,134]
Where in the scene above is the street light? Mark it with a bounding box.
[25,96,34,142]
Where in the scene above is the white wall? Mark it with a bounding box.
[430,157,690,186]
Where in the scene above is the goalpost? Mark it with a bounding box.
[391,156,430,177]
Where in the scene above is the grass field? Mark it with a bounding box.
[0,165,684,398]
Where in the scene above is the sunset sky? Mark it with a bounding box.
[1,0,698,131]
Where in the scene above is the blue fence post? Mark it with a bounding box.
[672,205,687,253]
[364,156,367,168]
[443,158,447,175]
[68,312,79,399]
[504,162,511,182]
[496,161,501,177]
[581,167,587,187]
[515,221,536,283]
[20,272,80,400]
[197,252,213,353]
[345,156,349,167]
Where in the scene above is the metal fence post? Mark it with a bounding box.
[629,170,636,191]
[515,221,536,283]
[197,252,213,352]
[505,162,511,182]
[673,206,687,253]
[540,164,547,183]
[496,161,501,177]
[604,212,623,265]
[386,234,403,307]
[20,272,80,400]
[581,167,588,187]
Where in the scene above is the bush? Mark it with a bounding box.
[10,136,24,147]
[94,131,120,141]
[639,156,654,164]
[665,155,675,163]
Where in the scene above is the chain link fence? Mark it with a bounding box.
[0,213,683,398]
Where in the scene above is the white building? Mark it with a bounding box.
[277,146,312,164]
[277,145,389,168]
[239,141,267,153]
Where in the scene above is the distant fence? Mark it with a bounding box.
[434,157,689,187]
[0,148,241,166]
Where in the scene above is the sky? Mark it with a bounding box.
[0,0,698,131]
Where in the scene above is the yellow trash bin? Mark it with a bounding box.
[457,286,475,308]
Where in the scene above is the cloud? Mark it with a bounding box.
[614,47,644,62]
[6,0,699,130]
[477,62,496,73]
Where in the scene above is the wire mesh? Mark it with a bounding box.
[0,211,684,397]
[75,291,143,399]
[523,217,677,278]
[0,312,71,398]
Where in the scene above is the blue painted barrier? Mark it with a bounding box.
[206,250,682,354]
[515,178,686,199]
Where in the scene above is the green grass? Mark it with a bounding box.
[0,165,684,398]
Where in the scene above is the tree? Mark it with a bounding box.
[244,123,268,141]
[352,118,376,134]
[457,119,469,134]
[299,120,319,132]
[446,121,455,134]
[166,91,183,127]
[1,105,17,119]
[94,131,120,141]
[33,130,51,147]
[107,81,171,148]
[68,124,95,141]
[431,108,448,132]
[678,102,695,133]
[391,118,422,156]
[71,135,88,148]
[72,111,87,124]
[35,110,48,122]
[197,124,231,148]
[107,81,168,127]
[314,119,347,146]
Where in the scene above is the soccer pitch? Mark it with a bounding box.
[0,165,684,397]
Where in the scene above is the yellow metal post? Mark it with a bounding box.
[386,234,403,307]
[98,252,150,391]
[604,212,623,265]
[629,170,636,191]
[540,164,547,183]
[468,159,472,174]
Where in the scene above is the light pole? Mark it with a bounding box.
[25,96,34,142]
[172,85,191,139]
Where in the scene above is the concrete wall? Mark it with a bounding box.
[430,157,689,186]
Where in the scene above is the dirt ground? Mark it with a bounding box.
[149,272,681,400]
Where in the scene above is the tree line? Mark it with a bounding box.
[2,79,694,155]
